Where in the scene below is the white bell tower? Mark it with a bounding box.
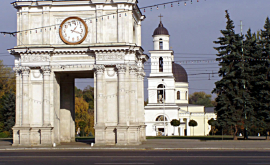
[147,15,176,104]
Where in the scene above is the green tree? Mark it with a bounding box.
[78,121,87,137]
[208,118,217,135]
[75,87,83,98]
[255,17,270,140]
[2,91,15,136]
[242,29,262,139]
[189,92,214,107]
[212,10,245,140]
[0,61,15,136]
[83,85,94,109]
[188,119,198,136]
[170,119,180,136]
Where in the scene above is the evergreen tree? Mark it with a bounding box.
[242,29,259,139]
[254,17,270,138]
[212,10,245,140]
[1,91,15,136]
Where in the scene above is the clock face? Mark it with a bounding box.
[59,17,88,45]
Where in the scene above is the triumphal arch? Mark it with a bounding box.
[9,0,148,146]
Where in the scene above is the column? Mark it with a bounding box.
[129,65,137,123]
[21,66,30,126]
[13,67,21,127]
[12,67,21,146]
[138,71,146,141]
[94,65,105,126]
[187,118,190,136]
[41,66,51,126]
[116,64,126,125]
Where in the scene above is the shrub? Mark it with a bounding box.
[0,131,10,138]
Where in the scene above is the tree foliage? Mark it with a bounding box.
[189,120,198,127]
[0,60,15,137]
[208,118,217,135]
[170,119,180,127]
[213,11,270,140]
[212,10,248,140]
[189,91,215,107]
[75,97,94,136]
[189,119,198,136]
[83,85,94,110]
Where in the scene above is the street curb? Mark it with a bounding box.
[1,147,270,151]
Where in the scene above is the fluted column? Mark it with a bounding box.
[137,72,145,123]
[129,65,138,123]
[41,66,51,126]
[116,64,126,125]
[13,67,21,127]
[94,65,105,126]
[21,67,30,126]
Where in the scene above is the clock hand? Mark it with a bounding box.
[71,26,77,33]
[71,30,82,34]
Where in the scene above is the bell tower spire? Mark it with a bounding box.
[152,15,170,50]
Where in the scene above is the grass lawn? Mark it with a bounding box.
[146,135,234,140]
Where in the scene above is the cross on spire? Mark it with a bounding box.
[158,14,163,22]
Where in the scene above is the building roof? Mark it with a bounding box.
[172,62,188,82]
[153,21,169,35]
[205,107,215,113]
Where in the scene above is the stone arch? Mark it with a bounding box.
[156,115,168,121]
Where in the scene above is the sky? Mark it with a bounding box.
[0,0,269,101]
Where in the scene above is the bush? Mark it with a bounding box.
[0,131,10,138]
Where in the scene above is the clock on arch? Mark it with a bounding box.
[59,17,88,45]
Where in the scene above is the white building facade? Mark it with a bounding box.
[145,21,216,136]
[10,0,148,146]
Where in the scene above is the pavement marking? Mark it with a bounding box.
[95,163,154,165]
[248,163,270,165]
[0,156,270,158]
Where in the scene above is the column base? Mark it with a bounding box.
[12,127,54,147]
[116,126,129,145]
[105,126,117,145]
[140,125,147,142]
[12,127,30,146]
[94,125,106,145]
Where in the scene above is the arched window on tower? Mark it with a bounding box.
[185,91,188,100]
[159,38,163,50]
[159,57,163,72]
[157,84,166,103]
[156,115,168,121]
[177,91,180,100]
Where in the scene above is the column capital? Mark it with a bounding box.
[129,65,138,74]
[137,72,145,80]
[13,66,22,77]
[21,66,30,75]
[41,65,51,76]
[94,65,105,74]
[116,64,126,73]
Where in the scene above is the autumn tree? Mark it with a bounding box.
[75,97,93,136]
